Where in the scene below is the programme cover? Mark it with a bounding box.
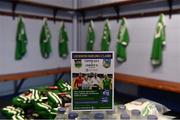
[71,51,114,111]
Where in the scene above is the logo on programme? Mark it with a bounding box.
[103,59,111,68]
[74,59,82,68]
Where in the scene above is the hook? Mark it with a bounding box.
[80,10,85,25]
[167,0,173,19]
[113,6,120,22]
[53,8,58,23]
[12,2,17,20]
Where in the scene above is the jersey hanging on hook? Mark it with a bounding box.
[40,18,52,59]
[15,16,28,60]
[101,19,111,51]
[116,17,129,63]
[59,22,69,58]
[151,14,166,66]
[86,20,95,51]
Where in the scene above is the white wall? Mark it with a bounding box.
[0,1,74,75]
[77,0,180,96]
[0,0,74,96]
[0,16,72,74]
[79,14,180,83]
[27,0,74,8]
[78,0,127,8]
[1,0,180,96]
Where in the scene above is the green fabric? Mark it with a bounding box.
[56,79,71,92]
[101,19,111,51]
[116,17,129,62]
[29,89,46,102]
[49,111,57,119]
[1,107,17,118]
[86,20,95,51]
[1,81,72,119]
[34,102,51,113]
[40,18,52,59]
[12,89,46,108]
[116,44,126,62]
[59,22,69,58]
[51,107,58,113]
[12,114,25,120]
[12,96,32,108]
[151,14,166,66]
[1,106,24,118]
[47,91,62,107]
[15,16,27,60]
[35,111,50,118]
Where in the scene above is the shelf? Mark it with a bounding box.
[6,0,75,12]
[77,0,175,22]
[0,0,74,22]
[80,8,179,22]
[78,0,154,11]
[115,73,180,94]
[0,67,71,81]
[1,67,180,93]
[1,0,172,22]
[0,11,72,22]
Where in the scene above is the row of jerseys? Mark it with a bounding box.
[15,16,69,60]
[86,14,166,67]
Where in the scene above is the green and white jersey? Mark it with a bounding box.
[40,18,52,59]
[59,22,69,58]
[86,20,95,51]
[15,16,27,60]
[151,14,166,66]
[101,19,111,51]
[116,17,129,62]
[48,91,62,107]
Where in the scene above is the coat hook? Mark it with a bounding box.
[12,2,17,20]
[53,8,58,23]
[113,6,120,22]
[80,10,85,25]
[167,0,173,19]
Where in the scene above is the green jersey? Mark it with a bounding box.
[40,18,52,59]
[59,22,69,58]
[103,78,111,89]
[101,19,111,51]
[15,16,27,60]
[151,14,166,66]
[86,20,95,51]
[116,17,129,62]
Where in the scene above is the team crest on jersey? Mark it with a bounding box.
[74,59,82,68]
[103,59,111,68]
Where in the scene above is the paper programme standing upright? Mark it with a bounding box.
[151,14,166,66]
[116,17,129,63]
